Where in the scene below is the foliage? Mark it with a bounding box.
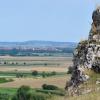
[41,72,46,78]
[0,78,13,83]
[0,93,10,100]
[30,93,47,100]
[12,86,49,100]
[42,84,59,90]
[32,70,38,76]
[41,71,57,78]
[16,73,25,78]
[36,89,65,96]
[67,66,73,74]
[12,86,31,100]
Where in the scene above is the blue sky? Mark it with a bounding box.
[0,0,99,42]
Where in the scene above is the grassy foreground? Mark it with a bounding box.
[0,87,65,100]
[0,70,99,100]
[0,87,100,100]
[52,70,100,100]
[52,90,100,100]
[68,91,100,100]
[63,70,100,100]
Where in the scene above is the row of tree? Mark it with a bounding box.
[16,71,57,78]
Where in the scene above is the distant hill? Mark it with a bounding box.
[0,41,77,56]
[0,40,77,48]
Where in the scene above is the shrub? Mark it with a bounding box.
[0,78,13,83]
[36,89,65,96]
[51,71,56,76]
[0,93,10,100]
[24,62,26,65]
[4,61,7,64]
[31,93,47,100]
[42,72,46,78]
[12,85,30,100]
[41,71,56,78]
[67,66,74,74]
[44,63,47,66]
[16,73,24,78]
[42,84,59,90]
[32,70,38,76]
[12,86,47,100]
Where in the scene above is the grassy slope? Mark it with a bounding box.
[52,70,100,100]
[52,91,100,100]
[68,91,100,100]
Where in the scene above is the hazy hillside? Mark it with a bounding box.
[0,40,77,48]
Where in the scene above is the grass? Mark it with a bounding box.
[0,71,67,78]
[64,70,100,100]
[51,91,100,100]
[0,70,99,100]
[0,78,13,83]
[0,70,98,100]
[0,87,65,100]
[0,56,99,100]
[66,91,100,100]
[35,89,65,96]
[0,88,17,95]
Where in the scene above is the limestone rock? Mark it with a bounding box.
[65,6,100,92]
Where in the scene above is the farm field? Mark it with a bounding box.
[0,56,72,88]
[0,75,70,88]
[0,56,72,72]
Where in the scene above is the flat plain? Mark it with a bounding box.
[0,56,72,88]
[0,56,72,72]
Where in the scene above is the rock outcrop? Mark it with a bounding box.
[65,6,100,94]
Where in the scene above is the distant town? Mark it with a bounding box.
[0,41,76,56]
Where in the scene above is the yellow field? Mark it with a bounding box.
[0,56,72,72]
[0,75,70,88]
[0,66,69,72]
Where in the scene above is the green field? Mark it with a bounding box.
[0,71,67,78]
[0,87,65,100]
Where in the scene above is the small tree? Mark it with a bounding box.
[32,70,38,76]
[42,84,59,90]
[12,86,30,100]
[4,61,7,65]
[67,66,74,74]
[16,62,18,65]
[24,62,26,65]
[12,86,47,100]
[11,62,14,65]
[51,71,56,76]
[44,63,47,66]
[42,71,46,78]
[0,93,10,100]
[16,73,24,78]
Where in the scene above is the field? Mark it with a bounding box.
[0,56,100,100]
[0,56,72,100]
[0,76,70,88]
[0,56,72,72]
[0,56,72,88]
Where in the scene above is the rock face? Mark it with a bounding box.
[65,7,100,93]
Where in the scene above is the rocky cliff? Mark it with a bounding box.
[65,7,100,95]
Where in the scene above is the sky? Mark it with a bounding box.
[0,0,99,42]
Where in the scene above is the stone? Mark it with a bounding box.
[65,6,100,93]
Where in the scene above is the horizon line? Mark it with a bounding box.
[0,40,78,43]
